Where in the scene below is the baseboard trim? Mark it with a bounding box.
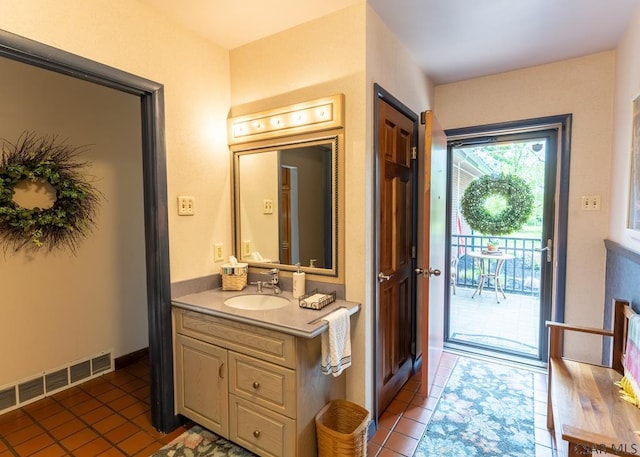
[115,348,149,370]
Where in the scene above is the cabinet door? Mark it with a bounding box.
[175,333,229,437]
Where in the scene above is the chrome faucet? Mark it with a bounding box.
[250,268,281,294]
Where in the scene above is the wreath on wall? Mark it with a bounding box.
[0,132,101,253]
[460,173,534,236]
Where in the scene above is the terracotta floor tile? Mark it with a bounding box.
[384,399,408,416]
[120,378,147,394]
[72,437,112,456]
[24,399,65,420]
[29,443,68,457]
[60,427,100,451]
[377,447,404,456]
[402,405,433,424]
[70,397,103,416]
[0,412,34,435]
[94,414,127,435]
[370,425,391,445]
[80,378,115,396]
[120,402,149,420]
[50,417,86,440]
[130,411,155,431]
[54,389,92,408]
[118,430,157,455]
[105,421,140,444]
[96,448,127,456]
[109,393,139,411]
[394,417,426,440]
[13,431,55,455]
[134,441,165,456]
[384,430,419,456]
[5,423,44,446]
[39,408,75,429]
[81,405,113,424]
[96,387,127,404]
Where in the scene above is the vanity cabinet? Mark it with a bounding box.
[173,308,345,457]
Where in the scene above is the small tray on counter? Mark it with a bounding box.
[298,289,336,310]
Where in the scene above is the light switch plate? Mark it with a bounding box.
[177,196,195,215]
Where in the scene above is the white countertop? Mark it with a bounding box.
[171,288,360,339]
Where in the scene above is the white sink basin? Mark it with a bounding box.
[224,294,290,310]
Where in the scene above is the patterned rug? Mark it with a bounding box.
[151,425,257,457]
[414,357,535,457]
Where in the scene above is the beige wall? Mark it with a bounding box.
[434,52,616,363]
[229,3,370,407]
[611,6,640,253]
[0,0,231,385]
[0,57,146,386]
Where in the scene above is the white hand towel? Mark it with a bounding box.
[321,307,351,377]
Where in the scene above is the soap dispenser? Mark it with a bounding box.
[292,263,306,299]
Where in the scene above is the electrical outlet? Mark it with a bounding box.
[581,195,601,211]
[263,198,274,214]
[242,240,251,257]
[177,196,195,215]
[214,243,224,262]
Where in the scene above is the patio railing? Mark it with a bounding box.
[451,234,543,296]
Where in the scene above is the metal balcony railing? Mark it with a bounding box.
[451,234,542,296]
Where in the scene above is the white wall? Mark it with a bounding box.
[0,57,146,385]
[610,6,640,253]
[0,0,231,384]
[229,3,370,407]
[434,52,616,363]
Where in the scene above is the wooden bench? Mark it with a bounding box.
[547,299,640,456]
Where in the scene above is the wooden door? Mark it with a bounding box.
[280,166,291,264]
[376,97,416,414]
[419,111,446,397]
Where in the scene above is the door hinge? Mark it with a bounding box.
[411,341,416,355]
[411,147,417,160]
[411,246,416,258]
[420,111,426,125]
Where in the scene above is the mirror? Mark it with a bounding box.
[232,136,339,276]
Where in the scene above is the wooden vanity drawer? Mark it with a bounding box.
[229,351,296,418]
[229,395,295,457]
[175,309,296,368]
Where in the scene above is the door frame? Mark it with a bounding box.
[444,114,572,363]
[0,31,176,431]
[372,83,419,421]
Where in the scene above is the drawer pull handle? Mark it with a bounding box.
[219,363,225,379]
[252,381,260,389]
[253,430,261,438]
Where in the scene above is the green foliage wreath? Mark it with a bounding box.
[460,173,534,236]
[0,132,100,253]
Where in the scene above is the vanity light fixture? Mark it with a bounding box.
[228,94,344,145]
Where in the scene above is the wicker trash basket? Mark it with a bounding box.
[315,399,370,457]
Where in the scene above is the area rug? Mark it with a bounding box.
[414,356,535,457]
[151,425,257,457]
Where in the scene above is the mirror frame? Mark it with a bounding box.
[231,132,343,278]
[228,95,344,279]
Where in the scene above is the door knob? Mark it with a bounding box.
[378,272,392,282]
[415,267,441,277]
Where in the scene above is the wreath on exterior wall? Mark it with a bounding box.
[460,173,534,236]
[0,132,100,253]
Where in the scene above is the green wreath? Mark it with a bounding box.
[0,132,100,253]
[460,173,534,236]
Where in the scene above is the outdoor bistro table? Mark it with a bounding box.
[468,250,514,303]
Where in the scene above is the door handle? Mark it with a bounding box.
[535,239,553,263]
[378,272,393,282]
[415,267,441,277]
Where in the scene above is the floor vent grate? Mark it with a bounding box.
[0,350,113,416]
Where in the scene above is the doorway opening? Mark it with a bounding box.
[444,116,572,366]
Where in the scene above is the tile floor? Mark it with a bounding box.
[0,351,554,457]
[0,354,189,456]
[367,351,555,457]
